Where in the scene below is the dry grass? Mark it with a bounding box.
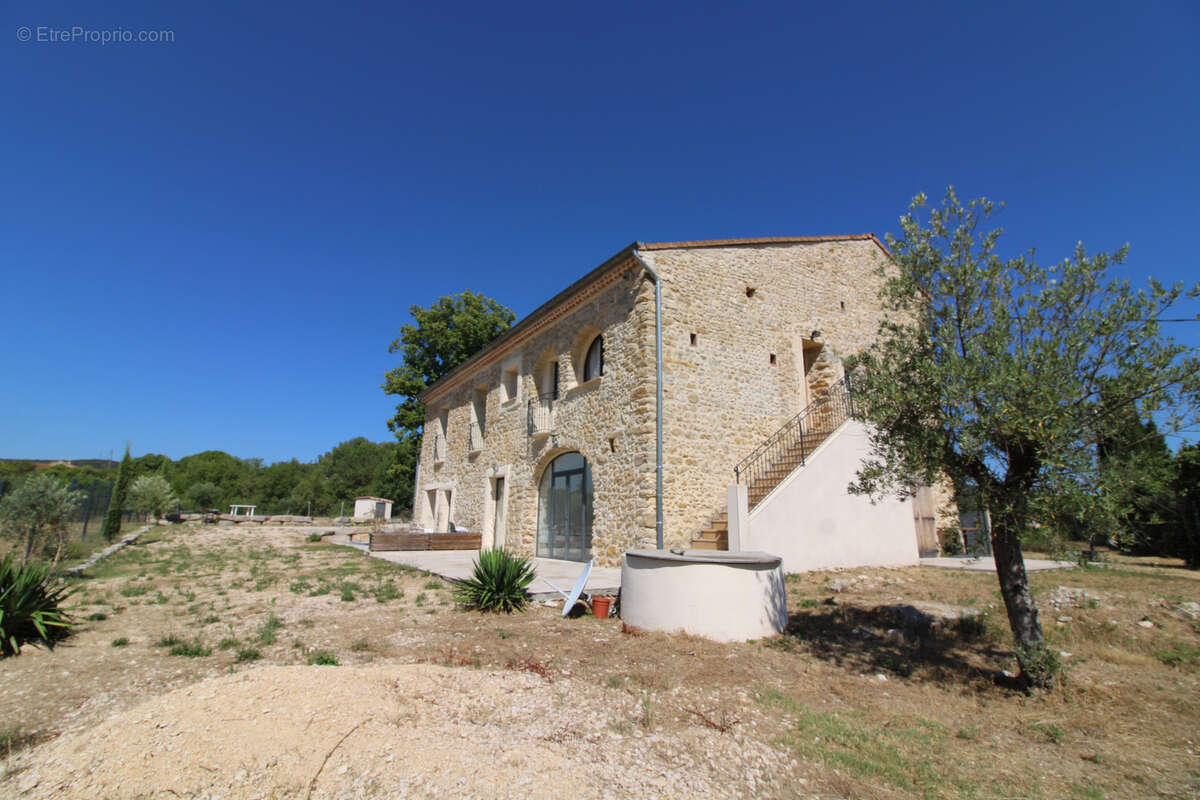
[1,525,1197,799]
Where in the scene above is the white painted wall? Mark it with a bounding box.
[353,497,393,520]
[745,420,918,573]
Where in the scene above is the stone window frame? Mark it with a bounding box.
[498,354,522,409]
[532,350,560,401]
[583,335,604,382]
[468,384,488,452]
[432,407,449,464]
[568,325,605,391]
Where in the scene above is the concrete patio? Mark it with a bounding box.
[341,541,622,599]
[920,554,1077,572]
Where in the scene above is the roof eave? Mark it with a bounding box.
[417,241,640,404]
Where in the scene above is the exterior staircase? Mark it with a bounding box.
[744,428,839,507]
[690,381,854,550]
[690,511,729,550]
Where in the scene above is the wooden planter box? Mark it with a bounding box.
[369,532,481,552]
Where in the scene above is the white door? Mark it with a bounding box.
[493,477,507,548]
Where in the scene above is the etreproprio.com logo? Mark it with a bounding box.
[16,26,175,45]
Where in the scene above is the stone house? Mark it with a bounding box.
[413,236,931,569]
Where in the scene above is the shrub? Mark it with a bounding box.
[453,548,535,614]
[169,639,211,658]
[307,649,338,666]
[371,580,401,603]
[110,637,129,647]
[0,554,73,656]
[938,527,964,556]
[305,533,322,543]
[1155,641,1200,669]
[235,647,261,662]
[255,613,283,645]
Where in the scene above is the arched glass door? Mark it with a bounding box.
[536,452,593,561]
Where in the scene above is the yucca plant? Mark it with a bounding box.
[453,548,535,613]
[0,554,73,656]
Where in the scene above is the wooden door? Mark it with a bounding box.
[912,486,939,557]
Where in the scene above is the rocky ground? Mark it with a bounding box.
[1,524,1197,799]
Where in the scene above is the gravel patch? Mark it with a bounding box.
[7,664,791,799]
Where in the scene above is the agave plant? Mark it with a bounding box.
[0,554,73,656]
[453,548,536,613]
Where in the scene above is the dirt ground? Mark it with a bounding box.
[1,525,1198,799]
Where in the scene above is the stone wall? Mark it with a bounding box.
[417,260,656,566]
[638,239,892,547]
[416,237,895,566]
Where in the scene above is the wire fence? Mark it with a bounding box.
[0,475,137,542]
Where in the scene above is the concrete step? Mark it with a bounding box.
[690,532,728,551]
[697,527,726,539]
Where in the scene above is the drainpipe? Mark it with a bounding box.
[631,246,664,550]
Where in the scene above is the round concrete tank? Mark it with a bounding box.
[620,550,787,642]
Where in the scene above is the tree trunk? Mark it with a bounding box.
[22,524,37,565]
[990,516,1053,689]
[49,530,65,569]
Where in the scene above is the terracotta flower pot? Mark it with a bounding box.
[592,596,613,618]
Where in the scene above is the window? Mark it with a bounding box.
[536,451,593,561]
[501,364,519,403]
[538,359,559,400]
[583,335,604,382]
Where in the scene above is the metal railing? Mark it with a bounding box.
[468,422,484,452]
[527,392,555,437]
[733,380,854,493]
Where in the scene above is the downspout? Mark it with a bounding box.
[631,245,664,550]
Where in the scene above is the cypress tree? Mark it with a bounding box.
[101,444,133,542]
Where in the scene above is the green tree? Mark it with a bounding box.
[382,291,515,509]
[1096,406,1177,555]
[1171,444,1200,568]
[169,451,255,509]
[376,441,416,515]
[127,474,179,521]
[101,445,134,542]
[0,474,83,566]
[847,189,1200,689]
[185,481,222,510]
[383,292,515,440]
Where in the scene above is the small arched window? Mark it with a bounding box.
[583,335,604,381]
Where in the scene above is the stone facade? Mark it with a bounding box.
[415,236,896,567]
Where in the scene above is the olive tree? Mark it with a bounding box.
[848,188,1200,689]
[127,474,178,522]
[0,474,83,566]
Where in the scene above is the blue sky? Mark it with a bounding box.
[2,1,1197,463]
